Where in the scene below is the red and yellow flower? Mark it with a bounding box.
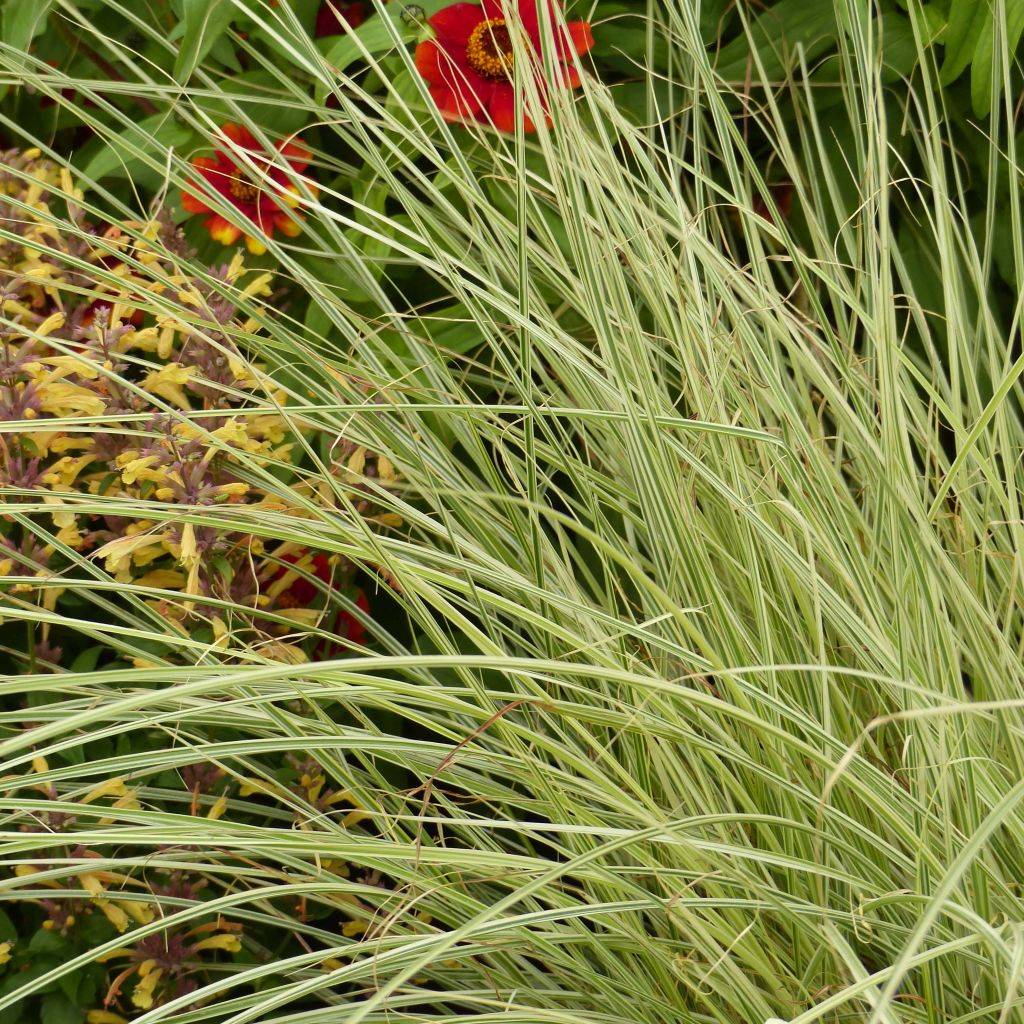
[181,124,317,254]
[414,0,594,132]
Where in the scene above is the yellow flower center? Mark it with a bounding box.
[228,174,261,202]
[466,18,515,80]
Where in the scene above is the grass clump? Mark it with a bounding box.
[0,1,1022,1023]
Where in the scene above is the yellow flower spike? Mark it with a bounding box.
[59,167,83,204]
[191,933,242,954]
[36,382,106,419]
[97,533,166,581]
[49,434,94,453]
[156,326,177,361]
[42,454,95,489]
[95,947,135,963]
[347,447,367,477]
[342,810,371,828]
[207,793,229,820]
[36,311,65,337]
[78,872,105,897]
[119,454,165,486]
[342,920,367,938]
[123,900,155,925]
[0,941,12,964]
[94,899,130,933]
[32,756,50,773]
[0,558,13,576]
[239,272,272,300]
[129,327,160,350]
[179,522,199,570]
[238,778,290,799]
[134,569,185,590]
[226,251,246,282]
[141,363,195,408]
[82,778,130,804]
[87,1011,130,1024]
[131,962,163,1009]
[55,521,84,549]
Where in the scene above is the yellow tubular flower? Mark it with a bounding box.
[87,1012,130,1024]
[131,960,164,1009]
[141,363,195,408]
[191,933,242,954]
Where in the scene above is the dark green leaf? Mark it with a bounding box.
[174,0,237,82]
[1,0,54,56]
[969,0,1024,117]
[940,0,988,84]
[79,112,192,183]
[41,992,82,1024]
[712,0,845,83]
[28,930,68,956]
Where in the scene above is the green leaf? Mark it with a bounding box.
[712,0,844,83]
[41,992,82,1024]
[174,0,237,82]
[69,646,103,673]
[879,11,918,80]
[315,0,451,102]
[969,0,1024,117]
[940,0,989,84]
[1,0,53,56]
[28,930,67,957]
[79,112,192,183]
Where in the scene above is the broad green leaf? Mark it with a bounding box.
[1,0,53,57]
[969,0,1024,116]
[712,0,845,82]
[940,0,989,83]
[173,0,237,82]
[41,992,81,1024]
[80,112,192,182]
[879,11,918,80]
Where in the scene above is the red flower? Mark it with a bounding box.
[414,0,594,132]
[181,124,317,254]
[273,552,370,645]
[315,0,367,36]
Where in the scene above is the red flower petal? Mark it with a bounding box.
[428,2,487,44]
[417,38,480,93]
[415,40,448,86]
[430,83,489,121]
[180,185,212,214]
[487,83,536,132]
[562,20,594,57]
[278,139,312,173]
[511,0,560,40]
[221,122,257,149]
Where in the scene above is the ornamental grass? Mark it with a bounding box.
[0,1,1023,1023]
